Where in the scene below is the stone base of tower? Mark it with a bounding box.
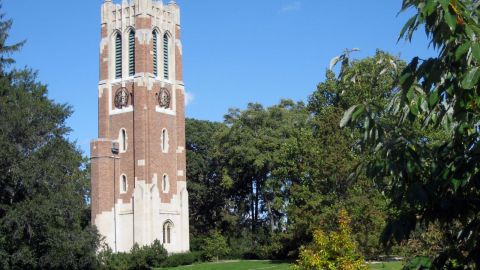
[91,139,190,254]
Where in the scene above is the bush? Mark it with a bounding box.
[201,231,230,261]
[294,209,368,270]
[403,257,432,270]
[97,247,130,270]
[161,252,203,268]
[129,241,168,270]
[98,240,168,270]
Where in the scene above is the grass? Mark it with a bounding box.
[368,261,403,270]
[158,260,291,270]
[157,260,403,270]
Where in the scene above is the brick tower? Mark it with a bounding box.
[90,0,189,253]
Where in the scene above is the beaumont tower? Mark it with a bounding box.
[91,0,189,253]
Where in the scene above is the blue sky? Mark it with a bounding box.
[4,0,434,155]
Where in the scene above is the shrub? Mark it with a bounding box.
[98,240,167,270]
[129,241,168,270]
[294,209,368,270]
[161,251,203,268]
[97,246,130,270]
[201,231,230,261]
[403,256,432,270]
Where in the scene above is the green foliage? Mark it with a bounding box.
[218,100,309,238]
[185,56,398,259]
[403,257,432,270]
[97,247,130,270]
[340,0,480,268]
[186,118,233,235]
[285,51,402,260]
[129,241,168,270]
[0,9,24,72]
[294,209,368,270]
[0,8,99,270]
[98,240,168,270]
[396,223,447,260]
[160,251,203,268]
[201,231,230,262]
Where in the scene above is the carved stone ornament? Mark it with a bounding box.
[114,87,129,109]
[158,88,171,108]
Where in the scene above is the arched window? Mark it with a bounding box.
[161,129,168,153]
[163,221,173,244]
[153,30,158,77]
[115,33,122,79]
[162,174,169,193]
[121,175,127,193]
[129,30,135,76]
[119,129,127,152]
[163,33,169,80]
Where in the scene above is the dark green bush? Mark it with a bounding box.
[98,240,168,270]
[97,247,130,270]
[201,231,230,261]
[403,257,432,270]
[161,251,203,268]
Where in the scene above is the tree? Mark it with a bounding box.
[0,10,99,270]
[186,118,234,236]
[285,51,404,259]
[201,231,230,262]
[294,209,368,270]
[218,100,309,237]
[341,0,480,268]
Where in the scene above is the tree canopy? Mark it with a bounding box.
[341,0,480,268]
[0,10,99,270]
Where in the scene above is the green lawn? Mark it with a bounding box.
[158,260,291,270]
[368,261,403,270]
[157,260,403,270]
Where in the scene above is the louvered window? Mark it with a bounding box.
[129,30,135,76]
[153,31,158,77]
[115,33,122,79]
[163,34,169,80]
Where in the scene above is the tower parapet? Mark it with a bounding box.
[101,0,179,30]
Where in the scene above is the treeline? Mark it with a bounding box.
[186,50,424,260]
[187,0,480,268]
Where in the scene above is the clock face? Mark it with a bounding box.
[114,88,130,109]
[158,88,171,108]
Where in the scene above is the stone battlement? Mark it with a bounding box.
[102,0,180,29]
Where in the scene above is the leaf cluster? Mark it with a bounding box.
[340,0,480,268]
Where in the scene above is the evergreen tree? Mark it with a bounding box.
[0,9,99,270]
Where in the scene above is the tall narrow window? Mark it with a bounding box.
[153,31,158,77]
[163,221,173,244]
[163,33,169,80]
[121,175,127,193]
[129,30,135,76]
[120,129,127,152]
[161,129,168,153]
[115,33,122,79]
[162,174,169,193]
